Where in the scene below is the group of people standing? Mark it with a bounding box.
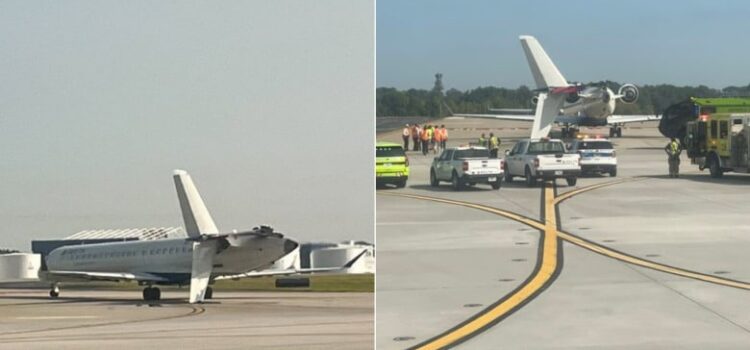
[402,124,448,155]
[477,133,501,158]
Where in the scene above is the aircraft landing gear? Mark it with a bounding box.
[49,284,60,298]
[609,126,623,138]
[142,286,161,301]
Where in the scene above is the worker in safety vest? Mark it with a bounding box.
[664,138,682,178]
[489,133,500,158]
[413,124,422,151]
[439,125,448,151]
[402,124,411,150]
[433,125,443,153]
[478,133,487,148]
[421,125,432,155]
[428,125,436,153]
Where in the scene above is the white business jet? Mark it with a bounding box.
[38,170,301,303]
[456,35,659,138]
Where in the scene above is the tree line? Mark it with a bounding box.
[377,81,750,117]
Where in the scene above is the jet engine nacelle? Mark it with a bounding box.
[565,92,580,104]
[531,96,539,105]
[618,84,639,104]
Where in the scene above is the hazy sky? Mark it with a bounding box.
[0,1,373,250]
[378,0,750,90]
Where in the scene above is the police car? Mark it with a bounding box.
[568,137,617,176]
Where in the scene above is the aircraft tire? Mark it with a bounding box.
[205,287,213,299]
[49,290,59,298]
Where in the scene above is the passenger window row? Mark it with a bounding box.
[63,245,192,260]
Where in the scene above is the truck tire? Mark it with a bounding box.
[429,169,439,187]
[524,167,537,187]
[504,170,513,182]
[709,155,723,178]
[566,177,577,186]
[452,172,463,191]
[396,179,406,188]
[491,178,502,189]
[610,168,617,177]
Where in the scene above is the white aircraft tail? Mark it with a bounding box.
[519,35,568,89]
[173,170,219,238]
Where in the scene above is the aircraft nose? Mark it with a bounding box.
[283,239,299,254]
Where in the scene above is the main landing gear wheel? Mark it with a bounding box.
[205,286,213,299]
[143,286,161,301]
[49,285,60,298]
[610,127,623,138]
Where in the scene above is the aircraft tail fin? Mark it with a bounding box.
[173,170,219,238]
[519,35,568,89]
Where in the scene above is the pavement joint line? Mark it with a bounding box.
[380,176,750,348]
[621,263,750,334]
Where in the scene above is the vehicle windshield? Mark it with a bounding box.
[576,141,613,150]
[527,142,566,154]
[376,146,405,158]
[454,149,489,159]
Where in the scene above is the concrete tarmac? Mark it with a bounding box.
[377,118,750,349]
[0,289,373,350]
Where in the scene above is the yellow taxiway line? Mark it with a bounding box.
[383,185,562,349]
[379,177,750,349]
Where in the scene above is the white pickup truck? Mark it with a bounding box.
[430,146,503,190]
[503,138,581,187]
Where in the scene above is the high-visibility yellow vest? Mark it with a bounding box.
[490,136,500,148]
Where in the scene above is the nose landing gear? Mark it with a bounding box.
[49,284,60,298]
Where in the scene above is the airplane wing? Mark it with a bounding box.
[607,114,661,124]
[45,270,168,283]
[452,113,535,122]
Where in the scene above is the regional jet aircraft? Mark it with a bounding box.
[37,170,355,303]
[455,35,660,138]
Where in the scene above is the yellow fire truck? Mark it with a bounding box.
[666,98,750,177]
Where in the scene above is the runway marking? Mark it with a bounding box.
[380,177,750,348]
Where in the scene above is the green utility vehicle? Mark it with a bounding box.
[375,142,409,187]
